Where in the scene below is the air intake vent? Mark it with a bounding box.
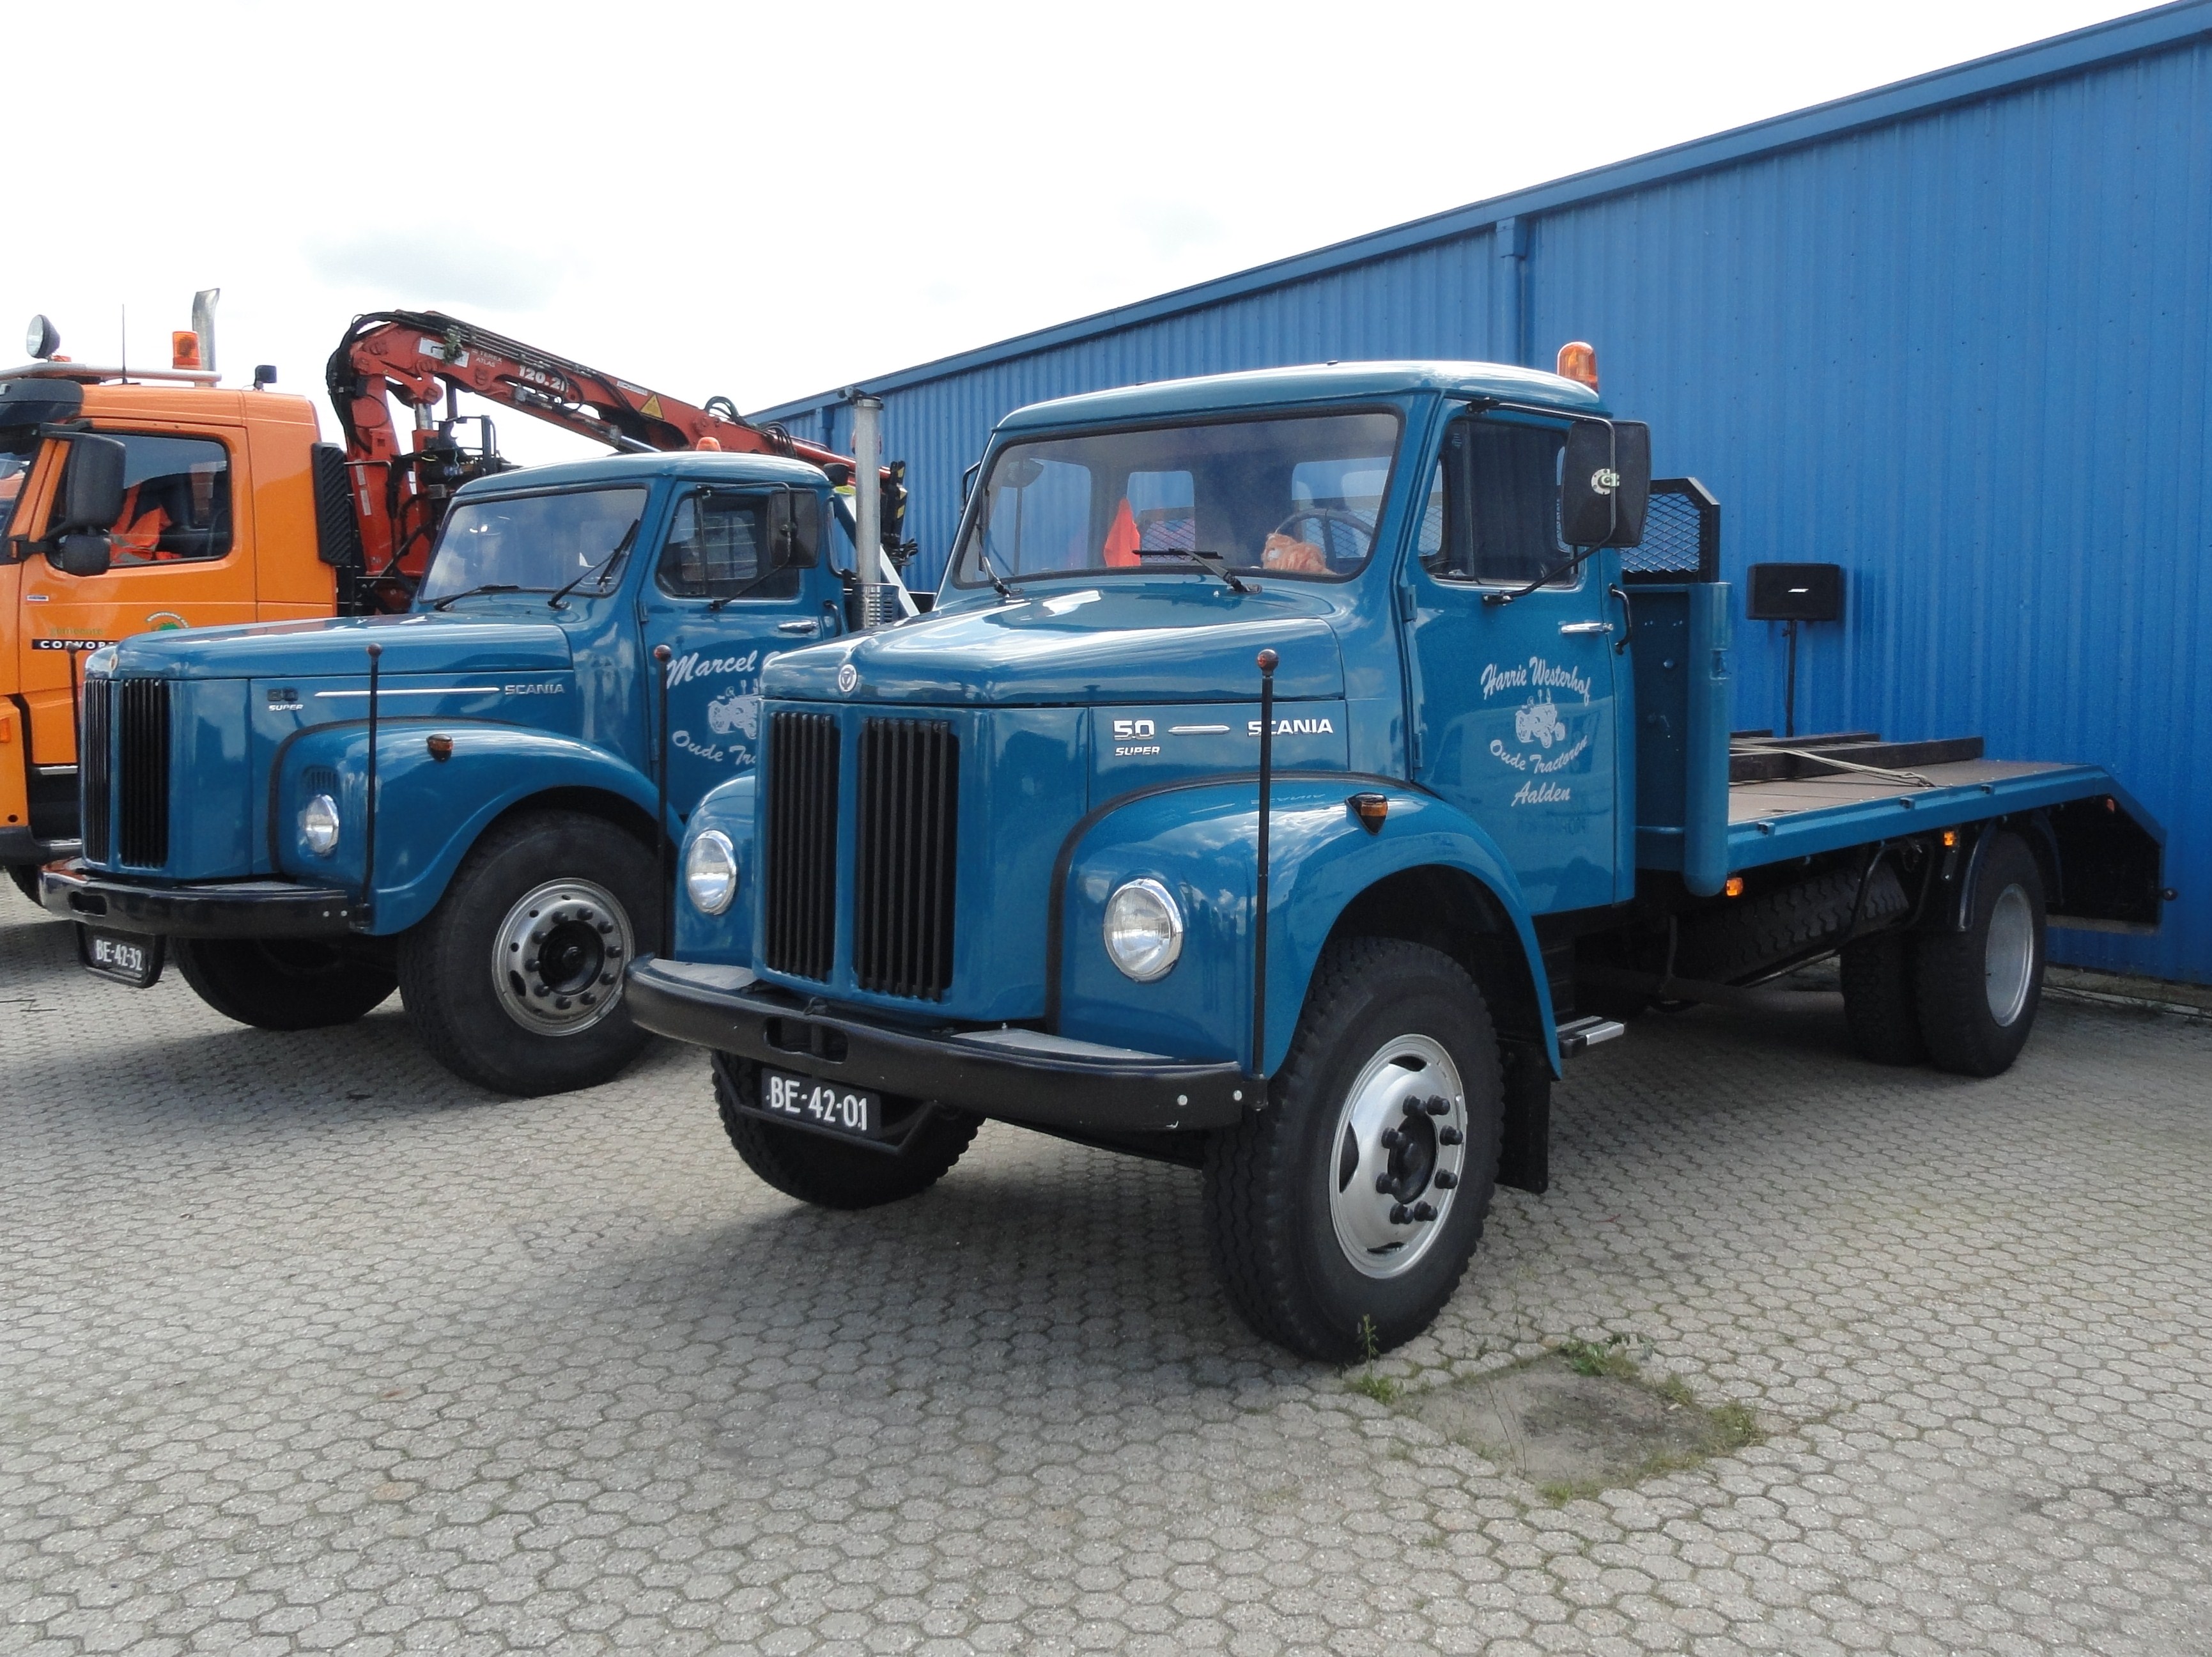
[855,719,959,1001]
[1621,478,1720,584]
[763,710,840,982]
[116,679,171,867]
[80,676,112,864]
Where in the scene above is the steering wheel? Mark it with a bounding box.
[1269,507,1375,564]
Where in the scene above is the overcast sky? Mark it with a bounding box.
[6,0,2144,465]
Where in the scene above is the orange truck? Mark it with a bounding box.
[1,315,339,901]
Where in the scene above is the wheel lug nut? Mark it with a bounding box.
[1438,1127,1464,1146]
[1379,1128,1402,1150]
[555,997,572,1010]
[1433,1171,1458,1190]
[1375,1172,1395,1194]
[1412,1201,1437,1222]
[1388,1203,1411,1225]
[1401,1097,1425,1118]
[1424,1096,1450,1116]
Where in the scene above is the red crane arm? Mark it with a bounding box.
[323,310,882,609]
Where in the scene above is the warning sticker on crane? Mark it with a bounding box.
[639,394,665,421]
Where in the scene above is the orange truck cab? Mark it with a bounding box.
[0,363,345,896]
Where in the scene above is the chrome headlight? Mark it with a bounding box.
[684,830,739,915]
[1102,876,1184,982]
[300,793,341,856]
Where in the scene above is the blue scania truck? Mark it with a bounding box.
[626,359,2169,1360]
[43,448,899,1096]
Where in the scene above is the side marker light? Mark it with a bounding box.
[426,735,454,762]
[1723,876,1744,898]
[1348,792,1388,834]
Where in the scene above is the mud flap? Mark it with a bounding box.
[1496,1042,1551,1195]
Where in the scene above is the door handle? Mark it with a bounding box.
[1558,620,1614,636]
[777,619,820,635]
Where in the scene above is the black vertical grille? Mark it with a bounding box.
[763,710,840,981]
[116,679,171,867]
[854,718,959,1001]
[80,676,112,864]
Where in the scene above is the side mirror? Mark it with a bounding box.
[767,489,821,569]
[56,433,127,533]
[960,460,980,505]
[52,533,113,578]
[1559,419,1651,548]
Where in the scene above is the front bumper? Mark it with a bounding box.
[0,827,79,867]
[40,860,354,939]
[626,956,1255,1133]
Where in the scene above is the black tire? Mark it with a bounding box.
[1839,931,1927,1066]
[172,938,397,1031]
[8,864,42,909]
[1675,862,1909,983]
[1914,832,2046,1078]
[396,811,658,1096]
[1203,937,1504,1362]
[712,1052,978,1209]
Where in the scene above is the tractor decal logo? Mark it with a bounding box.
[146,612,187,631]
[706,688,759,740]
[1483,655,1591,798]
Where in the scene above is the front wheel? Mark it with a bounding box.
[8,864,42,909]
[1203,937,1504,1362]
[396,811,658,1096]
[173,937,396,1030]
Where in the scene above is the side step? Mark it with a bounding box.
[1557,1015,1626,1059]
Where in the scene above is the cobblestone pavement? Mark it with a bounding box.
[4,898,2209,1657]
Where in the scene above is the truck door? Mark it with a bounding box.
[1402,414,1624,914]
[636,485,835,814]
[16,429,255,765]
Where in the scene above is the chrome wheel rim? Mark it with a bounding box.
[1984,882,2035,1027]
[1327,1034,1467,1280]
[490,878,633,1036]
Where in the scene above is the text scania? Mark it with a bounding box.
[1247,717,1338,736]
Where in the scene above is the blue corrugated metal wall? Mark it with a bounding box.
[759,6,2212,983]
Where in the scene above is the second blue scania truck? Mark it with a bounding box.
[626,357,2169,1360]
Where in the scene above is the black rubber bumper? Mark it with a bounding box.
[40,860,355,939]
[0,826,77,867]
[626,956,1256,1133]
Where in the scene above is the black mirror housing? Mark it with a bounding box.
[58,433,127,533]
[767,489,821,570]
[1559,419,1652,548]
[53,533,112,578]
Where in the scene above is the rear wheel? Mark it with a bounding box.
[1839,931,1926,1066]
[712,1053,979,1209]
[1914,832,2046,1078]
[1203,937,1504,1362]
[397,811,658,1096]
[173,938,396,1030]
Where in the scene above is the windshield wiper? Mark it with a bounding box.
[548,518,642,610]
[431,583,527,611]
[970,540,1019,603]
[1138,547,1252,595]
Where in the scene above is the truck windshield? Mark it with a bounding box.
[0,431,36,538]
[418,486,647,605]
[952,410,1400,586]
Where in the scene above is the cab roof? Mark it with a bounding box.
[454,449,830,499]
[994,359,1606,434]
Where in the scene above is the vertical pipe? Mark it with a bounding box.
[852,394,883,588]
[191,290,219,375]
[1251,648,1279,1080]
[654,643,673,957]
[1784,619,1799,739]
[361,642,381,921]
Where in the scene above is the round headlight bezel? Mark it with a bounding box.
[684,829,739,916]
[300,793,341,857]
[1102,876,1185,982]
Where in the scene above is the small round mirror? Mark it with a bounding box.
[25,315,59,360]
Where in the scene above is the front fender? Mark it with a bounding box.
[272,720,663,935]
[1055,777,1559,1077]
[669,772,757,964]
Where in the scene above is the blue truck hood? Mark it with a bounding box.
[765,582,1345,705]
[98,614,575,680]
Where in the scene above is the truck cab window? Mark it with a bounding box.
[54,433,233,564]
[0,432,35,538]
[658,492,793,601]
[1432,419,1572,586]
